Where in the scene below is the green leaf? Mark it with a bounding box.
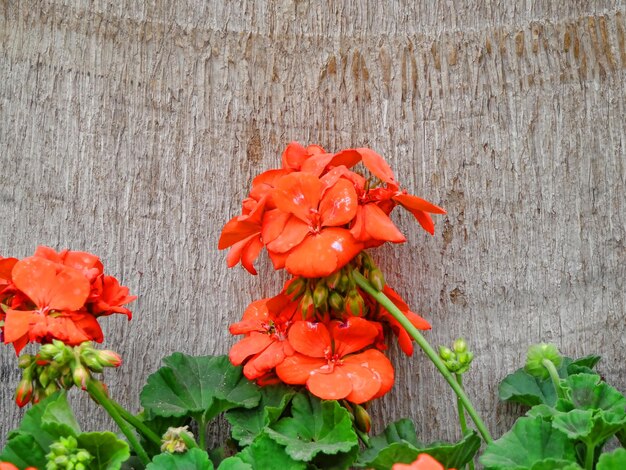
[560,374,626,416]
[147,448,214,469]
[597,448,626,469]
[529,459,583,469]
[264,393,358,462]
[220,434,305,470]
[140,354,261,424]
[0,392,79,469]
[551,409,595,440]
[499,356,602,407]
[356,419,479,470]
[479,416,577,469]
[225,383,295,446]
[77,431,131,470]
[498,369,560,407]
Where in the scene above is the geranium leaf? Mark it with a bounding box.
[357,418,421,465]
[560,374,626,415]
[421,431,481,469]
[0,392,79,469]
[77,431,131,470]
[220,434,306,470]
[356,442,420,469]
[147,448,214,469]
[225,383,295,446]
[530,459,583,469]
[569,355,601,371]
[597,448,626,469]
[264,393,358,461]
[140,354,261,423]
[479,416,577,469]
[551,409,595,440]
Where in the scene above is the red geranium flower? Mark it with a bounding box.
[392,453,453,470]
[229,294,297,380]
[276,317,394,403]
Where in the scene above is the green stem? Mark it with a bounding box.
[110,400,162,447]
[353,271,493,444]
[455,374,475,470]
[86,380,150,465]
[197,416,207,450]
[542,359,565,399]
[585,441,595,470]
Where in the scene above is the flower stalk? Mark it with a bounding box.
[353,270,493,444]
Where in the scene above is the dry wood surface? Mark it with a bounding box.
[1,0,625,449]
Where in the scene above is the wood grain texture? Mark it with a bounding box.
[1,0,625,449]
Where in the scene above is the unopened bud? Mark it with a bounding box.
[82,353,105,372]
[453,338,467,354]
[39,369,51,387]
[353,404,371,433]
[346,290,364,317]
[439,346,455,361]
[96,350,122,368]
[313,282,329,310]
[300,289,314,319]
[368,268,385,291]
[525,343,562,380]
[336,274,350,293]
[44,382,59,397]
[328,291,344,311]
[72,364,91,389]
[444,359,461,373]
[285,277,306,299]
[326,270,342,289]
[15,378,33,407]
[39,343,59,360]
[18,354,34,369]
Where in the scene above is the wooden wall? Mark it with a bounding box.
[1,0,625,448]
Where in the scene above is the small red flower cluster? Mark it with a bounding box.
[0,246,136,354]
[222,143,445,404]
[219,142,445,277]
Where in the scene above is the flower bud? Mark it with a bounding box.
[82,353,105,373]
[300,289,314,319]
[368,268,385,291]
[439,346,455,361]
[346,290,365,317]
[15,378,33,407]
[453,338,467,354]
[285,277,306,299]
[525,343,562,380]
[444,359,461,373]
[353,404,371,433]
[325,270,342,289]
[39,343,59,360]
[44,382,59,397]
[336,273,351,293]
[96,350,123,368]
[328,291,344,311]
[39,368,51,388]
[72,364,91,389]
[18,354,34,369]
[313,282,329,310]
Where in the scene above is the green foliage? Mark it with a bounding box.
[264,393,359,462]
[356,418,480,469]
[597,449,626,469]
[218,434,306,470]
[499,355,602,407]
[480,416,578,469]
[146,448,214,470]
[76,432,130,470]
[140,354,261,426]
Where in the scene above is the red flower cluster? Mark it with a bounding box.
[219,142,445,277]
[0,246,136,354]
[222,144,445,404]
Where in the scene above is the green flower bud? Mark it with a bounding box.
[81,353,105,373]
[285,277,306,299]
[336,273,351,293]
[352,404,371,433]
[39,343,60,360]
[313,282,329,310]
[39,368,52,387]
[72,364,91,389]
[15,378,33,407]
[18,354,34,369]
[453,338,467,354]
[346,289,365,317]
[368,268,385,291]
[161,426,197,453]
[300,289,314,319]
[525,343,563,379]
[444,359,461,373]
[326,270,342,289]
[439,346,455,361]
[44,382,59,398]
[328,291,344,311]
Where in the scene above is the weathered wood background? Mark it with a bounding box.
[1,0,625,449]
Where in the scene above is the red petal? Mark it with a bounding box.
[393,193,446,214]
[327,149,362,169]
[267,249,288,270]
[411,210,435,235]
[12,257,89,311]
[340,362,381,404]
[306,366,353,401]
[3,309,38,343]
[244,340,290,379]
[276,353,325,384]
[330,317,379,356]
[261,209,290,245]
[345,349,395,399]
[0,257,18,280]
[273,173,322,223]
[266,217,311,253]
[320,166,366,192]
[282,142,308,170]
[319,178,358,227]
[285,229,362,278]
[360,204,406,243]
[229,332,273,366]
[226,234,258,270]
[287,321,331,357]
[219,217,261,250]
[241,236,264,275]
[357,148,397,185]
[300,152,335,177]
